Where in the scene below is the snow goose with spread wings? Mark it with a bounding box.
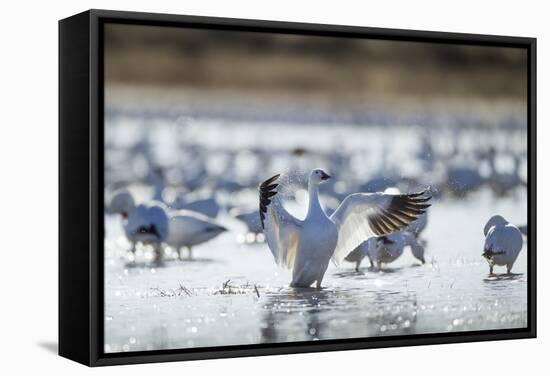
[259,168,431,288]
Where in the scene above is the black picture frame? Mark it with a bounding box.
[59,9,537,367]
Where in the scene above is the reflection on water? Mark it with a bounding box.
[483,273,525,284]
[259,287,420,343]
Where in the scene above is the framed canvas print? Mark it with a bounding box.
[59,9,536,366]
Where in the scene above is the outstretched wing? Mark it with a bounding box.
[330,191,431,264]
[259,174,302,269]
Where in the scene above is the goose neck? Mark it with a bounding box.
[307,182,323,217]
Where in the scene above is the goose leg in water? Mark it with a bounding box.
[153,244,162,262]
[355,260,361,272]
[315,276,323,289]
[176,247,193,260]
[126,241,137,261]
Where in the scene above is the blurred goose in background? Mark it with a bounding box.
[171,196,221,218]
[359,173,402,194]
[146,166,222,218]
[166,210,228,260]
[148,167,165,202]
[259,168,431,288]
[445,161,484,196]
[232,209,263,235]
[359,146,403,193]
[482,215,523,274]
[344,231,425,271]
[110,189,135,220]
[416,131,436,172]
[126,202,169,260]
[487,148,525,196]
[110,189,224,260]
[110,190,169,260]
[214,176,246,193]
[109,190,138,253]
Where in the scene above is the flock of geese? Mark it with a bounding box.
[106,127,527,208]
[109,167,527,288]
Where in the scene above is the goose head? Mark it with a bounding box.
[110,190,135,219]
[483,215,509,236]
[310,168,331,185]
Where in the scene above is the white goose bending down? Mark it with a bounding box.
[110,190,168,258]
[482,215,523,274]
[259,169,431,288]
[166,210,227,260]
[344,231,425,271]
[125,202,169,260]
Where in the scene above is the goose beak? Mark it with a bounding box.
[320,171,331,181]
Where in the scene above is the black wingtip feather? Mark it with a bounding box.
[368,191,432,236]
[259,174,281,229]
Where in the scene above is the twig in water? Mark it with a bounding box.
[150,287,173,297]
[178,283,193,296]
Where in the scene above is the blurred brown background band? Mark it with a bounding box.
[105,24,527,104]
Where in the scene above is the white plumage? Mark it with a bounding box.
[344,231,425,271]
[259,169,431,288]
[482,215,523,274]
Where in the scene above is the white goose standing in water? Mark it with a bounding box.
[482,215,523,274]
[259,169,431,288]
[166,210,227,260]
